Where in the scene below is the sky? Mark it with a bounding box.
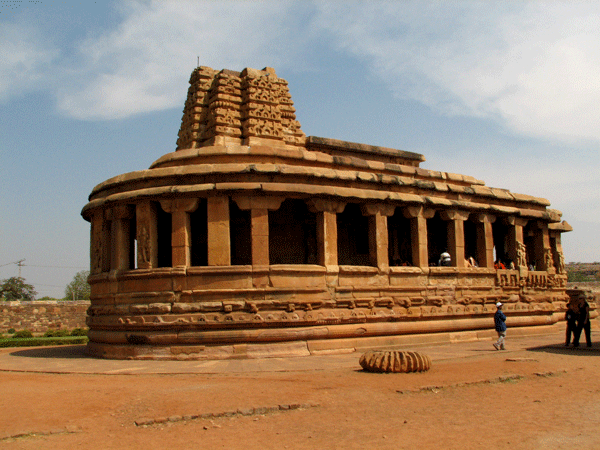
[1,0,599,299]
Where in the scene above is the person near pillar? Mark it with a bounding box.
[573,295,591,348]
[493,302,507,350]
[439,251,451,266]
[564,302,578,346]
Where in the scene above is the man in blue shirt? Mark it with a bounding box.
[493,302,507,350]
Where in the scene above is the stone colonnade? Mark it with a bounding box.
[90,195,563,277]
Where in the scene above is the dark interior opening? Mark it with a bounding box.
[156,204,172,268]
[388,209,412,266]
[269,199,317,265]
[427,212,448,266]
[190,200,208,266]
[464,219,477,265]
[230,200,252,265]
[492,220,509,265]
[337,203,372,266]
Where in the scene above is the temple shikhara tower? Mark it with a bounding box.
[82,66,575,359]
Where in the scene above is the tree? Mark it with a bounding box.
[64,270,91,300]
[0,277,37,301]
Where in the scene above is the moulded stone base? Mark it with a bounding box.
[86,318,565,361]
[86,340,311,360]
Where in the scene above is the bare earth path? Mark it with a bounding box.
[1,333,600,450]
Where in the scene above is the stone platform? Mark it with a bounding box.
[1,326,590,375]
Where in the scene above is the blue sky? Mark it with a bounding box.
[1,1,599,298]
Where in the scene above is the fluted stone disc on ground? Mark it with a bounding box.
[359,350,431,373]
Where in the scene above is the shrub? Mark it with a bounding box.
[0,336,88,348]
[7,328,15,334]
[13,330,33,339]
[43,329,70,338]
[70,328,88,336]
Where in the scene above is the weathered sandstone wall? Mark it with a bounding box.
[0,301,89,334]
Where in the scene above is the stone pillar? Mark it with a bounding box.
[90,211,104,275]
[135,202,158,269]
[160,199,199,267]
[207,196,231,266]
[550,230,566,274]
[440,210,469,268]
[251,208,269,267]
[507,217,528,268]
[474,213,496,268]
[403,206,435,269]
[308,199,346,267]
[361,204,396,271]
[233,196,284,288]
[538,222,553,272]
[101,210,112,273]
[108,205,134,271]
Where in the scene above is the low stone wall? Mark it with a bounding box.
[0,300,90,334]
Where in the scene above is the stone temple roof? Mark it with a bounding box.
[175,65,427,168]
[82,65,567,225]
[176,66,306,149]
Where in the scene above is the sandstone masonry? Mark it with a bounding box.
[81,66,578,360]
[1,301,89,334]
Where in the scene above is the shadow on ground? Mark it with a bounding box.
[10,345,88,359]
[526,342,600,357]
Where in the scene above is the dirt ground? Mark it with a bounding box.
[1,340,600,450]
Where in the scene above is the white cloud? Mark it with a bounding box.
[0,23,58,102]
[55,0,305,120]
[312,2,600,143]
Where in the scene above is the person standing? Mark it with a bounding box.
[493,302,507,350]
[573,296,591,348]
[565,303,578,346]
[439,251,451,267]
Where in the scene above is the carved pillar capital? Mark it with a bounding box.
[160,198,199,214]
[360,203,396,217]
[105,204,134,220]
[403,206,435,219]
[505,216,528,227]
[232,196,285,211]
[473,213,496,224]
[307,198,346,214]
[440,209,469,222]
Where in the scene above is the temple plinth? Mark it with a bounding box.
[82,66,577,360]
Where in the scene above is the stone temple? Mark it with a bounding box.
[82,65,575,360]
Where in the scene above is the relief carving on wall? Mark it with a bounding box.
[137,225,150,268]
[516,241,527,267]
[544,248,555,271]
[557,250,565,274]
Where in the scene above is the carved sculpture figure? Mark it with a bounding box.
[557,250,565,274]
[517,241,527,268]
[545,248,555,271]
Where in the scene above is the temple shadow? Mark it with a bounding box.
[9,345,89,359]
[526,343,600,357]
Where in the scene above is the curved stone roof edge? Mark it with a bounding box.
[85,161,553,213]
[149,145,487,186]
[81,181,559,224]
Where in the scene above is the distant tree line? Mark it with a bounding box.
[1,270,90,301]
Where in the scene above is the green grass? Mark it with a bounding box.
[0,336,88,348]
